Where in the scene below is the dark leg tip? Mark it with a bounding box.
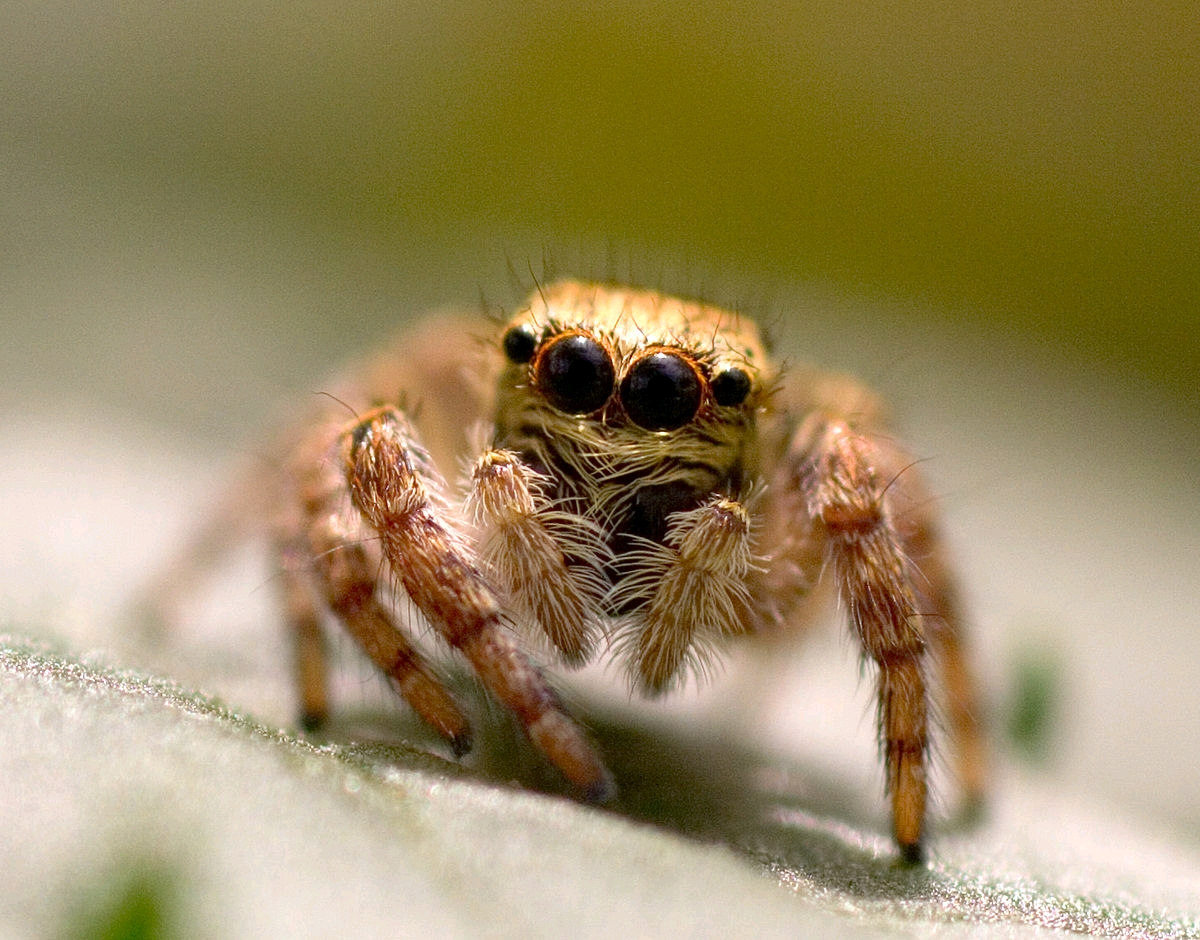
[583,771,618,806]
[448,729,474,759]
[897,840,926,866]
[299,711,326,734]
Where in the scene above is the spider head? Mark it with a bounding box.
[498,281,766,428]
[492,281,771,529]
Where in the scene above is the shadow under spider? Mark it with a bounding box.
[327,692,1192,939]
[315,682,946,904]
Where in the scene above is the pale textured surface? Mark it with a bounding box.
[0,641,855,939]
[1,635,1198,939]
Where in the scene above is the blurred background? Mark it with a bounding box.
[1,0,1198,845]
[4,1,1198,426]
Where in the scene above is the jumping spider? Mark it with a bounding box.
[163,280,985,862]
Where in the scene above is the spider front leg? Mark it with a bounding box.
[283,429,472,751]
[343,406,614,800]
[791,413,931,862]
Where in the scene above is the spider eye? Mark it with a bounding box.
[620,352,703,431]
[535,333,615,415]
[502,325,538,364]
[711,366,752,407]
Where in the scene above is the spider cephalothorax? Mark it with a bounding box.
[484,283,771,692]
[158,279,986,862]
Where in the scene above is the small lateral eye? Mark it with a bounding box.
[502,324,538,364]
[535,333,616,415]
[620,352,703,431]
[711,366,752,407]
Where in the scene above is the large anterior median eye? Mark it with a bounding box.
[535,332,616,415]
[619,352,703,431]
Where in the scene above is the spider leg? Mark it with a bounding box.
[275,522,331,730]
[343,405,614,800]
[789,413,931,862]
[467,449,605,665]
[900,498,988,815]
[610,497,756,694]
[289,426,473,753]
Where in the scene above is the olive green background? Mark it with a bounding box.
[3,0,1197,418]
